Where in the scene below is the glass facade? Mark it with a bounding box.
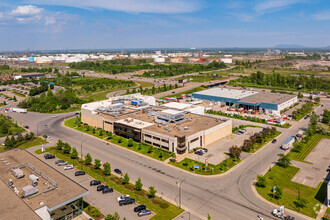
[50,199,83,220]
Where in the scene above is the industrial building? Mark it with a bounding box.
[14,73,45,80]
[192,88,297,115]
[81,94,232,154]
[0,149,89,220]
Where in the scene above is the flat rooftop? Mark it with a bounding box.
[0,179,41,220]
[0,149,88,212]
[239,92,297,105]
[193,88,258,100]
[101,107,228,137]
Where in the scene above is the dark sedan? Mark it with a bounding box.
[102,187,113,194]
[97,185,107,191]
[90,180,101,186]
[114,169,122,174]
[134,205,146,212]
[75,171,85,176]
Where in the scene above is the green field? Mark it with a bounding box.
[164,86,208,98]
[19,137,48,149]
[288,134,329,162]
[256,165,327,218]
[177,75,228,83]
[36,147,184,220]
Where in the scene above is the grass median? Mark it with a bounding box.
[35,147,184,220]
[64,117,174,162]
[169,157,240,175]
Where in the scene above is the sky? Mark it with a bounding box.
[0,0,329,50]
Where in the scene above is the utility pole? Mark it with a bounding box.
[80,138,87,159]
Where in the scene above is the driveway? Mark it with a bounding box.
[188,127,263,165]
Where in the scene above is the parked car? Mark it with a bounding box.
[97,185,107,191]
[90,180,101,186]
[201,148,208,153]
[55,160,64,164]
[326,168,330,172]
[44,153,55,159]
[119,198,135,206]
[169,158,176,162]
[25,126,29,129]
[195,150,203,155]
[134,205,146,212]
[75,171,85,176]
[235,131,242,135]
[102,187,113,194]
[272,139,277,144]
[114,168,122,174]
[304,115,310,120]
[58,161,68,166]
[117,195,130,202]
[13,132,20,136]
[138,209,151,217]
[64,165,74,170]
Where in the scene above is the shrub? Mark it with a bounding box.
[70,147,78,159]
[103,162,111,175]
[94,159,101,169]
[148,186,157,198]
[122,172,130,185]
[127,138,133,147]
[135,177,143,191]
[229,145,241,158]
[256,175,267,187]
[85,153,92,165]
[63,143,71,154]
[57,139,63,150]
[160,203,169,209]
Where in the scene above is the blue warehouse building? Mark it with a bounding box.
[192,88,297,114]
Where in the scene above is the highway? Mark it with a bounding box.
[1,99,328,220]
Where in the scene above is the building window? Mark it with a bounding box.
[153,143,160,147]
[104,121,112,125]
[161,139,169,143]
[153,136,160,141]
[145,134,151,138]
[145,140,152,144]
[190,137,199,143]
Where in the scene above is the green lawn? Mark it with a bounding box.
[324,208,330,219]
[288,134,329,162]
[177,75,228,83]
[64,118,174,161]
[36,148,184,220]
[19,137,48,149]
[11,91,26,97]
[169,157,240,175]
[256,165,327,218]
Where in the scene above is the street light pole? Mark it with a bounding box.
[176,179,185,209]
[80,138,87,159]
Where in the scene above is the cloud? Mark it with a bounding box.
[314,11,330,21]
[10,5,43,16]
[30,0,202,14]
[254,0,303,12]
[45,16,56,25]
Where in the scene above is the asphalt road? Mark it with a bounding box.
[1,99,328,220]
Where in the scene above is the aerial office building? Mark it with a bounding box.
[0,149,89,220]
[81,95,232,154]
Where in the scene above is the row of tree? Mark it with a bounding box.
[4,132,35,149]
[229,127,278,158]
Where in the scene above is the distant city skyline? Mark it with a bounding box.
[0,0,329,50]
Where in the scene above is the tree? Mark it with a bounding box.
[57,139,64,150]
[105,212,120,220]
[256,175,267,187]
[50,84,54,90]
[135,177,143,191]
[13,96,17,101]
[94,159,101,169]
[11,135,16,145]
[118,137,122,143]
[4,136,13,148]
[277,153,291,168]
[148,186,157,198]
[107,131,112,139]
[309,112,319,133]
[322,109,330,124]
[127,138,133,147]
[103,162,111,175]
[314,97,320,103]
[297,92,303,99]
[98,129,103,136]
[63,142,71,154]
[17,133,24,142]
[92,127,96,134]
[294,196,308,212]
[122,172,130,185]
[309,95,313,100]
[71,147,78,159]
[229,145,242,158]
[207,214,211,220]
[85,153,92,165]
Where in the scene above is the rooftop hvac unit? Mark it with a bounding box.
[8,179,13,186]
[22,185,38,198]
[11,168,25,179]
[184,127,188,130]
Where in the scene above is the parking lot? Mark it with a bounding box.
[291,138,330,188]
[30,148,155,220]
[188,127,263,165]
